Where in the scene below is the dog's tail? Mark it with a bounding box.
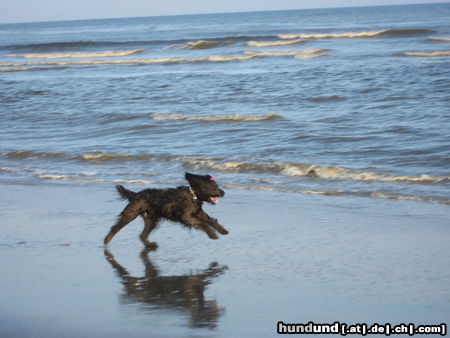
[116,185,137,201]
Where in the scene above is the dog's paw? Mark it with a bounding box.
[218,228,229,235]
[207,232,219,240]
[144,241,158,250]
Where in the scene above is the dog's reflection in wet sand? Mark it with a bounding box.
[104,249,228,329]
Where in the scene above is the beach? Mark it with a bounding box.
[1,3,450,336]
[1,182,448,337]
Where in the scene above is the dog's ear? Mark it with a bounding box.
[185,172,193,181]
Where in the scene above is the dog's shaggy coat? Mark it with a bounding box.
[104,173,228,248]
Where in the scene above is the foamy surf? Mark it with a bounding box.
[7,49,145,59]
[76,151,159,162]
[0,67,36,72]
[278,30,385,39]
[223,183,450,205]
[399,50,450,57]
[150,113,281,122]
[183,159,449,184]
[0,54,256,68]
[278,29,434,40]
[428,37,450,42]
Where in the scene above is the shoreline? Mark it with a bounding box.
[1,183,449,337]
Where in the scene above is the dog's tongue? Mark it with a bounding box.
[210,196,218,204]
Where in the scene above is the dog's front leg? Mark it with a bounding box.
[195,210,228,235]
[181,215,218,240]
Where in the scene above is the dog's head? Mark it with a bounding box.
[185,172,225,204]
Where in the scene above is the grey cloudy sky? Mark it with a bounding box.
[0,0,447,23]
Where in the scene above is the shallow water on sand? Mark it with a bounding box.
[1,185,449,337]
[1,4,449,336]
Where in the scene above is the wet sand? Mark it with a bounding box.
[1,183,449,337]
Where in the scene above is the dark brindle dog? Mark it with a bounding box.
[104,173,228,248]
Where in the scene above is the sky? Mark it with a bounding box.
[0,0,448,24]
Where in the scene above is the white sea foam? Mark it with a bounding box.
[223,183,450,204]
[428,37,450,42]
[247,39,304,47]
[36,173,106,183]
[0,54,256,68]
[245,48,330,58]
[0,67,35,72]
[77,151,152,162]
[8,49,145,59]
[400,50,450,57]
[150,113,281,122]
[184,159,448,184]
[278,30,385,39]
[112,179,153,184]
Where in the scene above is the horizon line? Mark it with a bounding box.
[0,1,448,25]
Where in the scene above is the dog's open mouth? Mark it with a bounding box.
[209,196,218,204]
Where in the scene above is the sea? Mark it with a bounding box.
[1,3,449,206]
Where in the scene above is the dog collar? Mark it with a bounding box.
[188,186,198,200]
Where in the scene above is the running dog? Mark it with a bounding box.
[104,173,228,248]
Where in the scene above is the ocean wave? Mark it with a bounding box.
[2,150,67,159]
[150,113,281,122]
[247,39,304,47]
[1,150,172,163]
[223,183,450,205]
[0,67,35,72]
[36,172,153,184]
[183,159,449,184]
[245,48,330,58]
[399,50,450,57]
[172,40,234,50]
[428,37,450,42]
[76,151,153,162]
[0,36,270,52]
[1,40,161,52]
[8,49,144,59]
[278,29,434,40]
[0,54,256,68]
[4,151,448,185]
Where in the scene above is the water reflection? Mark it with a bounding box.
[104,249,228,329]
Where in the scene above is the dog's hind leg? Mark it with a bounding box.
[139,212,159,249]
[104,201,144,245]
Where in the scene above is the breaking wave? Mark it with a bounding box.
[223,183,450,205]
[150,113,281,122]
[278,29,434,40]
[183,159,449,184]
[399,50,450,57]
[428,37,450,42]
[0,67,35,72]
[0,55,256,68]
[1,150,176,163]
[247,39,304,47]
[1,29,434,53]
[3,150,67,159]
[172,40,234,49]
[2,151,449,205]
[245,48,330,58]
[8,49,145,59]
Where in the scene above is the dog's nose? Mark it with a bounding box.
[219,189,225,197]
